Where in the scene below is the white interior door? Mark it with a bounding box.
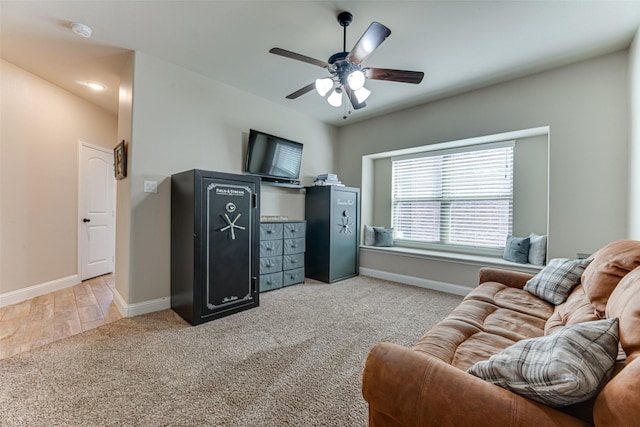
[79,142,115,281]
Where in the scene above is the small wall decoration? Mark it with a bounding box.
[114,140,127,180]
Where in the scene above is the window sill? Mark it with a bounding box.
[359,245,544,274]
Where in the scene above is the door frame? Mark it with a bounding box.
[77,140,116,281]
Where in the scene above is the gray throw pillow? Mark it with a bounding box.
[503,236,530,264]
[373,227,394,247]
[524,258,592,304]
[467,318,619,408]
[363,225,375,246]
[528,233,547,266]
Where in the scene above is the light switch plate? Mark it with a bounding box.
[144,180,158,193]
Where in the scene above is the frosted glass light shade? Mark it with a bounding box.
[315,78,333,97]
[354,86,371,103]
[347,70,365,90]
[327,89,342,107]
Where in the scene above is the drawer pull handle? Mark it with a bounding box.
[267,230,272,234]
[291,259,297,263]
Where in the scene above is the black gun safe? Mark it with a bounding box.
[305,185,360,283]
[171,169,260,325]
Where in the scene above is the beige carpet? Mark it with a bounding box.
[0,275,463,426]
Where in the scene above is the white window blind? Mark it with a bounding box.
[391,142,514,250]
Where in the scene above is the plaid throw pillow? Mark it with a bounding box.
[467,318,619,408]
[524,258,592,304]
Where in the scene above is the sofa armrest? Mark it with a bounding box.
[478,267,534,289]
[362,342,590,427]
[594,357,640,425]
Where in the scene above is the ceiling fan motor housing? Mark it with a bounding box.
[329,54,361,86]
[337,11,353,27]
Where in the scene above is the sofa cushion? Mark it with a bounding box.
[413,287,551,370]
[607,266,640,362]
[582,240,640,317]
[544,285,600,336]
[465,282,554,321]
[523,258,592,304]
[467,318,620,408]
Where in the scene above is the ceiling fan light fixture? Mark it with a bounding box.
[354,86,371,103]
[347,70,365,90]
[315,78,333,97]
[327,88,343,107]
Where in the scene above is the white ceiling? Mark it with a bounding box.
[2,1,640,127]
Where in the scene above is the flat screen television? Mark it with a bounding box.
[245,129,303,186]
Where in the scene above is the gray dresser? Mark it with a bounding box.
[259,221,306,292]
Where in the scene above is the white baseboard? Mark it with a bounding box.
[359,267,472,297]
[0,274,80,307]
[113,289,171,318]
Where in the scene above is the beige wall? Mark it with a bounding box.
[0,59,117,294]
[338,51,629,287]
[114,53,134,303]
[630,28,640,239]
[120,52,336,305]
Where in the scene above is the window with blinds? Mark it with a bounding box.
[391,142,514,252]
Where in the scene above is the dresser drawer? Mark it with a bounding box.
[260,272,283,292]
[284,237,305,255]
[283,222,306,239]
[260,223,283,241]
[283,267,305,287]
[283,253,304,271]
[260,239,283,257]
[260,256,282,275]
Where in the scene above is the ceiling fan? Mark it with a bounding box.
[269,11,424,114]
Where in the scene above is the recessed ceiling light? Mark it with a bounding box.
[70,22,92,38]
[86,82,105,91]
[77,81,106,91]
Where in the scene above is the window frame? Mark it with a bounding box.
[390,140,515,257]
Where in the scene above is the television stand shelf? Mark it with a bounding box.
[261,180,303,189]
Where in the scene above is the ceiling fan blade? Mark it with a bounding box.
[269,48,329,69]
[347,22,391,65]
[285,82,316,100]
[344,86,367,110]
[364,68,425,84]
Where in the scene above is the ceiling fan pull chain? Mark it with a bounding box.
[343,97,348,120]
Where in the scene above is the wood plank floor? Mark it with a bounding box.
[0,273,121,360]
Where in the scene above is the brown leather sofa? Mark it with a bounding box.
[362,240,640,426]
